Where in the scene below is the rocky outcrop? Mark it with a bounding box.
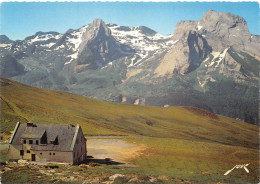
[198,10,258,54]
[155,10,259,77]
[0,35,13,44]
[0,55,26,77]
[76,19,133,70]
[156,30,211,76]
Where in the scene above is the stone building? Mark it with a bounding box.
[9,122,87,164]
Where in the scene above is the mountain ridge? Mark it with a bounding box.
[0,10,259,124]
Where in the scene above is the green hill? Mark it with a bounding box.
[0,77,258,148]
[0,77,259,183]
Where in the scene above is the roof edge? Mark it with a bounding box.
[70,125,79,151]
[9,122,20,144]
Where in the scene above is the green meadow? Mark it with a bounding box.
[0,77,258,183]
[124,137,258,183]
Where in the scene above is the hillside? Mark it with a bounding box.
[0,77,258,148]
[1,77,259,183]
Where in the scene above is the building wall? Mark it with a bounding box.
[9,144,74,164]
[9,144,23,160]
[33,150,73,164]
[73,127,87,164]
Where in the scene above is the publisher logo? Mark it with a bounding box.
[224,164,250,175]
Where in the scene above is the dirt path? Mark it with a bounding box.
[87,137,145,165]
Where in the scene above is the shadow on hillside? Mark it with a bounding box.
[81,156,124,166]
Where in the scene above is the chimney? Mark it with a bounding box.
[27,122,37,127]
[27,122,34,127]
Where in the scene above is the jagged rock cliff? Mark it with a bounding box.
[155,10,259,78]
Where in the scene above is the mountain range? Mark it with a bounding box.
[0,10,259,124]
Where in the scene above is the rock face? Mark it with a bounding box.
[0,55,25,77]
[0,10,259,124]
[198,10,258,55]
[0,35,13,44]
[156,30,212,75]
[76,19,134,70]
[155,10,259,77]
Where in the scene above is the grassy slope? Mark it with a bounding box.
[0,78,257,146]
[1,77,259,183]
[124,137,258,183]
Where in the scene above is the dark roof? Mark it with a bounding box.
[10,122,80,151]
[21,127,46,139]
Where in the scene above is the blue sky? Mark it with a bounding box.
[0,2,259,40]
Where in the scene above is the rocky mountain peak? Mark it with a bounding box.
[174,10,249,39]
[198,10,258,55]
[155,29,211,76]
[76,19,133,70]
[201,10,247,27]
[91,18,107,28]
[0,35,13,44]
[199,10,248,36]
[78,19,111,53]
[174,21,197,35]
[88,18,111,37]
[136,26,157,36]
[155,10,259,77]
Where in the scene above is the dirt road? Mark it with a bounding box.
[86,137,145,165]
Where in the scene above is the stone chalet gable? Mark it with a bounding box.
[9,122,82,152]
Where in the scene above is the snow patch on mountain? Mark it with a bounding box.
[64,25,89,65]
[54,44,65,50]
[197,22,203,31]
[214,47,229,67]
[172,39,179,44]
[28,34,62,45]
[107,23,174,67]
[65,52,78,65]
[198,76,216,88]
[66,25,89,51]
[0,44,11,48]
[129,55,137,67]
[205,48,230,68]
[44,42,56,48]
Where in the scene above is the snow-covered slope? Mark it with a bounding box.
[107,23,174,67]
[64,25,89,65]
[1,20,174,70]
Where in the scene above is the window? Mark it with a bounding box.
[49,153,51,155]
[23,140,26,144]
[20,150,24,156]
[53,153,55,155]
[27,150,30,153]
[36,140,39,145]
[29,140,33,144]
[40,153,42,155]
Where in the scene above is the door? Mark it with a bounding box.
[31,154,36,161]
